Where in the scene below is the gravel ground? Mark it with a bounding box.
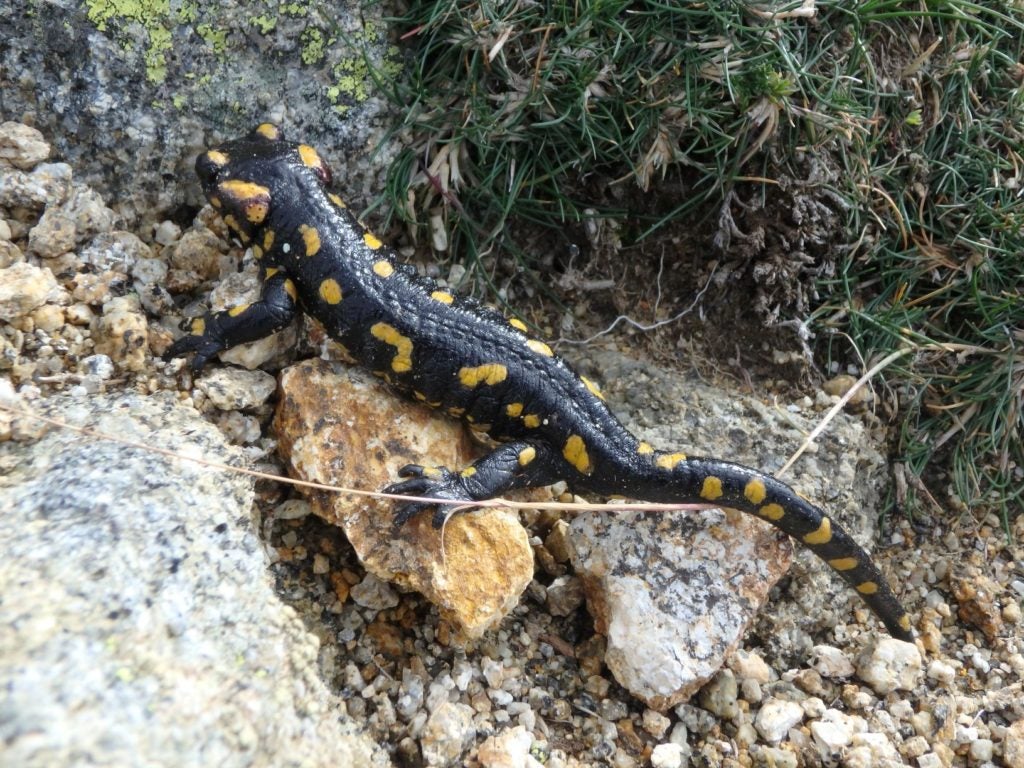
[2,121,1022,767]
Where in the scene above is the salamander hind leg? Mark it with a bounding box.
[384,441,562,529]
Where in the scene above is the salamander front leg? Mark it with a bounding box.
[164,273,298,371]
[384,441,563,528]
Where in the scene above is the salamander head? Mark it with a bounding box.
[194,123,333,244]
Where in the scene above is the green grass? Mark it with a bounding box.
[364,0,1024,525]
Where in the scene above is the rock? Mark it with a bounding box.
[950,571,1004,640]
[351,573,400,611]
[273,359,536,638]
[195,366,277,411]
[421,701,476,766]
[1005,719,1024,768]
[854,637,922,694]
[845,732,902,767]
[0,121,50,169]
[698,669,739,719]
[474,725,542,768]
[650,743,688,768]
[569,507,791,708]
[809,708,863,761]
[753,698,804,743]
[0,392,388,767]
[729,649,772,684]
[546,575,584,616]
[0,161,71,210]
[926,659,956,684]
[808,644,855,678]
[0,261,60,321]
[754,745,798,768]
[91,295,149,372]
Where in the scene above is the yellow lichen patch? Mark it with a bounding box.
[460,466,477,478]
[298,144,323,170]
[458,363,508,388]
[299,224,321,256]
[227,303,250,317]
[329,193,347,208]
[759,503,785,521]
[508,318,528,332]
[580,376,605,400]
[206,150,229,167]
[526,339,554,357]
[220,179,271,203]
[523,414,541,428]
[656,452,688,470]
[371,322,413,373]
[265,267,279,279]
[637,442,654,455]
[430,290,454,304]
[518,446,536,466]
[803,517,832,545]
[828,557,859,571]
[318,278,342,305]
[700,476,723,501]
[744,479,767,505]
[263,230,275,252]
[856,581,879,595]
[372,260,394,277]
[563,435,592,474]
[364,232,383,250]
[505,402,524,418]
[283,279,298,302]
[256,123,280,140]
[190,317,206,335]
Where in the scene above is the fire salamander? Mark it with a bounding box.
[166,124,913,642]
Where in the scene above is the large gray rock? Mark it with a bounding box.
[0,392,389,767]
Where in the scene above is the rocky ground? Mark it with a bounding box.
[1,121,1022,768]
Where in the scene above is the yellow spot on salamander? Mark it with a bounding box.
[700,476,723,501]
[508,318,528,332]
[759,503,785,521]
[263,230,275,251]
[244,200,269,224]
[637,442,654,455]
[283,279,298,302]
[744,479,767,505]
[227,303,250,317]
[856,581,879,595]
[370,322,413,373]
[209,196,222,209]
[458,364,508,387]
[329,193,347,209]
[220,179,271,203]
[803,518,832,545]
[518,446,536,466]
[265,267,279,279]
[460,466,476,478]
[505,402,524,417]
[256,123,281,140]
[413,391,427,401]
[422,466,443,480]
[300,224,321,256]
[523,414,541,428]
[431,290,454,304]
[364,232,383,250]
[526,339,554,356]
[563,435,592,474]
[318,278,342,305]
[448,407,465,417]
[298,144,322,170]
[580,376,605,400]
[206,150,229,167]
[222,214,241,234]
[898,614,912,632]
[828,557,859,571]
[252,245,263,260]
[656,452,688,470]
[372,260,394,278]
[190,318,206,335]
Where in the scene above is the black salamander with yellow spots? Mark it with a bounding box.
[166,124,913,642]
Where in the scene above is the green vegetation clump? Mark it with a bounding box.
[370,0,1023,524]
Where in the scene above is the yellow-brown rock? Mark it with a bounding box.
[274,359,535,638]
